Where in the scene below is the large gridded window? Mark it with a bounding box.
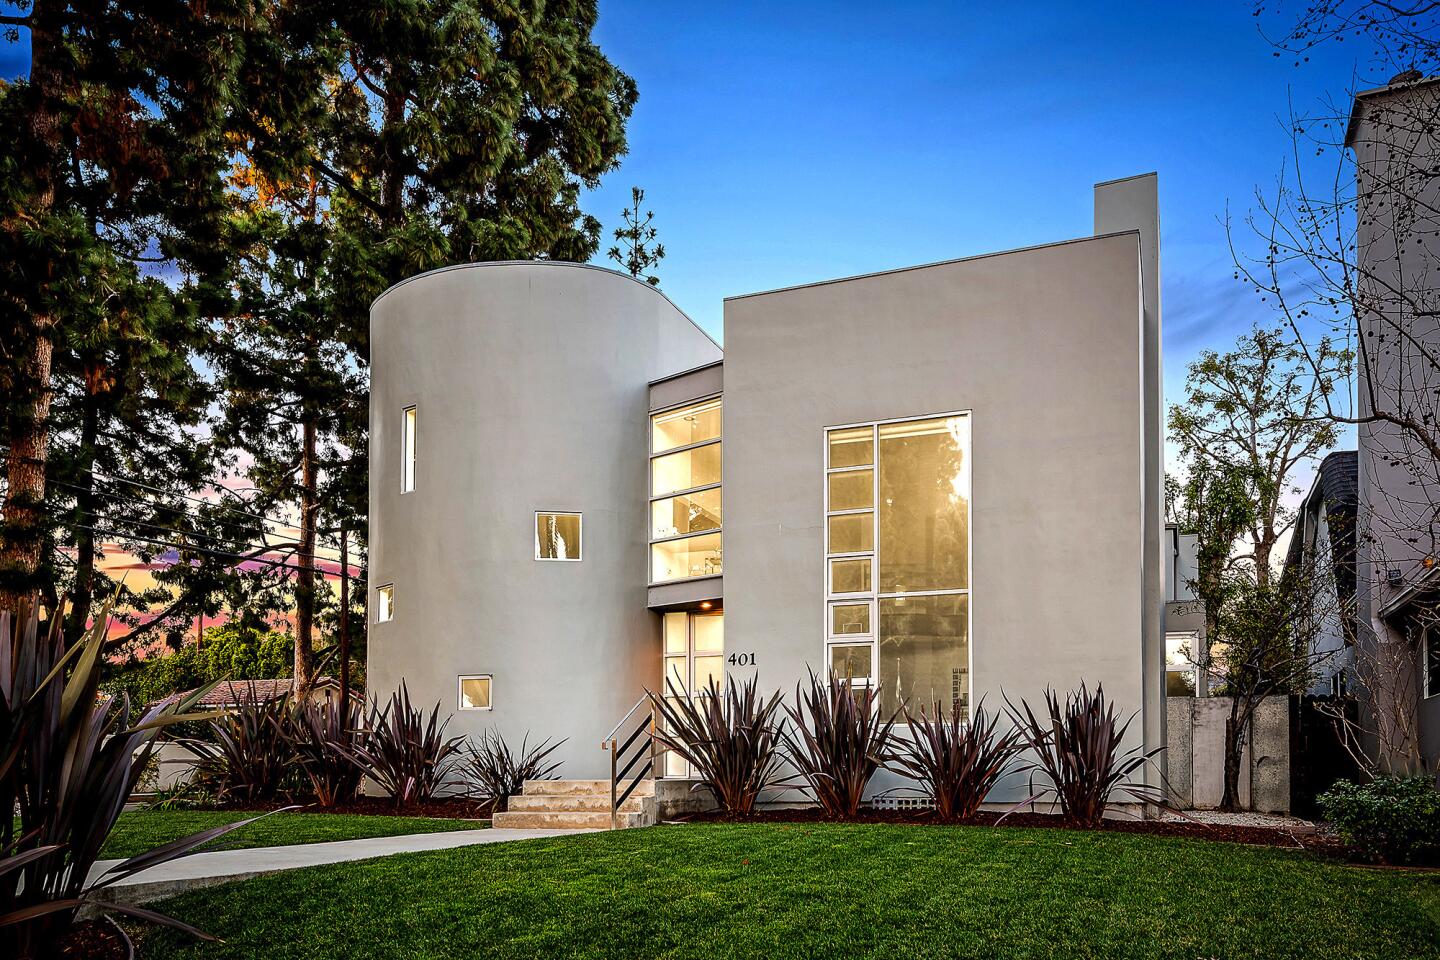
[650,398,721,583]
[825,413,971,719]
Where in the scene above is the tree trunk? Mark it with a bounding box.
[0,4,62,618]
[1219,698,1249,812]
[0,332,55,616]
[338,524,350,708]
[64,386,101,638]
[293,418,318,694]
[1254,534,1273,588]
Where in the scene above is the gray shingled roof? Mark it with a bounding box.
[152,677,338,710]
[1285,450,1358,600]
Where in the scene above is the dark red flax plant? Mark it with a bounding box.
[648,674,786,816]
[892,700,1024,822]
[1006,683,1168,827]
[781,671,900,819]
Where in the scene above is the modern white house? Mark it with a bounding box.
[367,174,1167,823]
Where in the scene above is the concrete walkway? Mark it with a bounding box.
[87,827,599,906]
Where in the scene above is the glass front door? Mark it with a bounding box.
[661,609,724,778]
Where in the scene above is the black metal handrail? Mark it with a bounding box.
[602,695,658,829]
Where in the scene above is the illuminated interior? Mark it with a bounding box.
[825,413,971,718]
[650,398,722,582]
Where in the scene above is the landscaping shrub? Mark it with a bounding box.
[1006,683,1166,827]
[1318,776,1440,865]
[649,675,786,816]
[892,700,1023,822]
[352,683,464,805]
[1,596,266,958]
[181,684,302,803]
[289,697,370,808]
[460,731,565,812]
[781,671,900,818]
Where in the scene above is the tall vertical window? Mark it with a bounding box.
[825,413,970,718]
[376,584,395,623]
[401,405,417,494]
[1426,624,1440,699]
[650,398,722,582]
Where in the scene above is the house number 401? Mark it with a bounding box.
[728,653,756,667]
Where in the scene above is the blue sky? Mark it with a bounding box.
[0,1,1369,419]
[580,1,1369,410]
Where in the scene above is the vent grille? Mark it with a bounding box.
[869,796,934,812]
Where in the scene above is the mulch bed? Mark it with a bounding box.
[672,806,1351,856]
[196,795,494,819]
[54,919,132,960]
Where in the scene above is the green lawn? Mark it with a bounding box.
[139,822,1440,960]
[100,809,484,861]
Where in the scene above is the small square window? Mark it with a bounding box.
[459,675,492,710]
[376,584,394,623]
[536,512,582,560]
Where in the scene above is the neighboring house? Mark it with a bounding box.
[1284,450,1359,697]
[144,679,343,794]
[152,677,342,711]
[1164,522,1204,696]
[1346,73,1440,772]
[367,174,1166,806]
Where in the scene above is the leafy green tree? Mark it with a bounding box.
[1212,557,1334,811]
[608,186,665,285]
[1170,457,1258,692]
[1168,326,1349,585]
[106,619,292,706]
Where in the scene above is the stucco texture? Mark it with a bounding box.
[721,234,1150,801]
[367,263,721,779]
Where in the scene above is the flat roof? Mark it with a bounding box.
[1345,73,1440,146]
[648,358,723,389]
[723,229,1142,303]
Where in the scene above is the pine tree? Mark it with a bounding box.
[608,186,666,285]
[0,0,255,615]
[204,0,637,690]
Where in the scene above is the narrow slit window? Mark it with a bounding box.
[401,406,417,493]
[376,584,395,623]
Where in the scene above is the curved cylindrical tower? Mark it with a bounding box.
[367,262,721,778]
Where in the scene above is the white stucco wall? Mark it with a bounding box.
[720,229,1159,803]
[367,262,721,779]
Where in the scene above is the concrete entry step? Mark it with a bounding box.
[523,778,655,797]
[498,779,657,829]
[491,809,649,830]
[507,793,649,814]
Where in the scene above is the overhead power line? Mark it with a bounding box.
[72,522,365,581]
